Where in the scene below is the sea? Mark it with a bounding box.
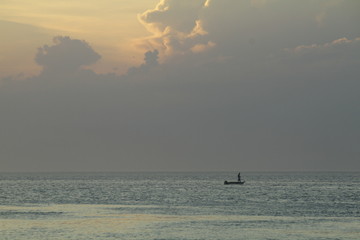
[0,172,359,240]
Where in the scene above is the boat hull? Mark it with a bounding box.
[224,181,245,185]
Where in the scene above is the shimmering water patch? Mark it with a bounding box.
[0,210,63,220]
[0,204,359,240]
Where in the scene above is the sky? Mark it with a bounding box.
[1,0,359,172]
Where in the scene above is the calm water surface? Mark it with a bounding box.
[0,172,359,239]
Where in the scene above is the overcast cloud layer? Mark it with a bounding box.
[1,0,359,172]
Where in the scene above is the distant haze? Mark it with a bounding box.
[1,0,359,172]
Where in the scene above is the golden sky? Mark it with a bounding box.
[0,0,159,77]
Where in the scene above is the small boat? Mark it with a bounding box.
[224,180,245,185]
[224,172,245,185]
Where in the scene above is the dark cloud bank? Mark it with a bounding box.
[1,1,360,172]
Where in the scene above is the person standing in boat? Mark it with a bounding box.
[238,172,241,182]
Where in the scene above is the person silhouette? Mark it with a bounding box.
[238,172,241,182]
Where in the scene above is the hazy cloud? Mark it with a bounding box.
[289,37,360,55]
[139,0,208,34]
[283,37,360,68]
[138,0,210,55]
[138,0,359,64]
[127,49,160,75]
[35,36,101,75]
[144,49,159,66]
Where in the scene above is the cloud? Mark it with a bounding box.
[191,41,216,53]
[139,0,208,34]
[290,37,360,54]
[137,0,359,66]
[127,49,160,75]
[144,49,160,66]
[283,37,360,67]
[137,0,210,55]
[35,36,101,75]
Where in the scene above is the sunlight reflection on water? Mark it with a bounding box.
[0,204,359,240]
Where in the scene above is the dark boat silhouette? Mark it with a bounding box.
[224,172,245,185]
[224,180,245,185]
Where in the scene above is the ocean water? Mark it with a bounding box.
[0,172,359,240]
